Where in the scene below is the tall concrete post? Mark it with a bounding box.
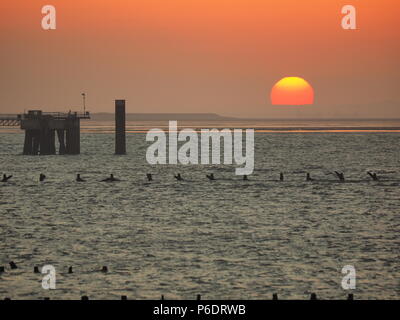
[115,100,126,155]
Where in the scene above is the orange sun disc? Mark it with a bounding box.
[271,77,314,105]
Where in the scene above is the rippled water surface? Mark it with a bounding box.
[0,132,399,299]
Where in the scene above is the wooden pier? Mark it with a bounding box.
[0,110,90,155]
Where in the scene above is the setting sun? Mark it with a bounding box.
[271,77,314,105]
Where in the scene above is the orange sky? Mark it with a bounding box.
[0,0,399,118]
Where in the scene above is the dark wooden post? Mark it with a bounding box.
[310,293,317,300]
[347,293,354,300]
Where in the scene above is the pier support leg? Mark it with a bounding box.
[21,112,83,156]
[73,120,80,154]
[49,130,56,155]
[32,130,40,155]
[57,130,66,155]
[23,130,34,155]
[66,128,72,154]
[39,127,55,155]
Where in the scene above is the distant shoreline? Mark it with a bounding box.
[88,113,400,122]
[1,112,400,122]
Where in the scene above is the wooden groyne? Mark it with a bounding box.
[2,293,356,300]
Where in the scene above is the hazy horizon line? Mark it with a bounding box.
[2,111,400,122]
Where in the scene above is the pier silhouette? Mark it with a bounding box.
[0,110,90,155]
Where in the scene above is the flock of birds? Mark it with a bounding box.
[1,171,381,183]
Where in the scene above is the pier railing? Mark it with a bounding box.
[23,111,91,120]
[0,111,91,127]
[0,115,21,126]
